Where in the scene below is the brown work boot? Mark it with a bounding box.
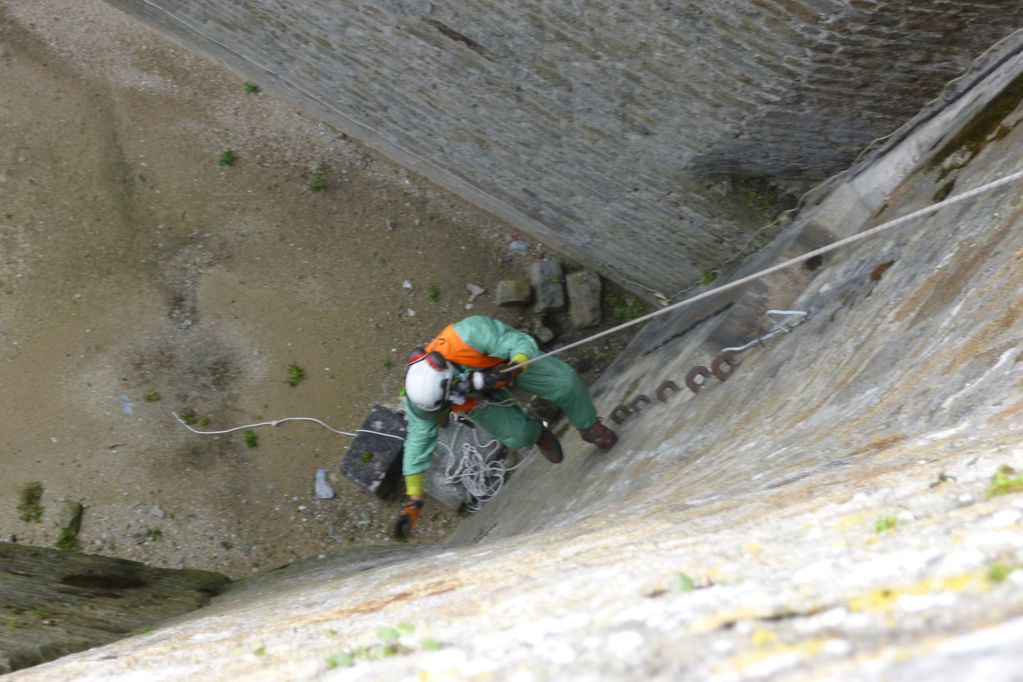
[535,427,563,464]
[578,417,618,451]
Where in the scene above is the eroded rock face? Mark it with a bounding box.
[0,544,227,674]
[9,29,1023,682]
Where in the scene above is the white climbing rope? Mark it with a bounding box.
[436,421,523,512]
[507,167,1023,372]
[171,412,404,441]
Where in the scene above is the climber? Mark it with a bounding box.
[393,315,617,537]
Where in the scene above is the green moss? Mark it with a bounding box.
[306,167,327,191]
[987,464,1023,498]
[244,81,260,94]
[179,408,199,426]
[143,391,161,402]
[243,429,259,448]
[875,516,897,534]
[218,150,237,167]
[604,290,647,321]
[55,529,80,552]
[17,482,44,523]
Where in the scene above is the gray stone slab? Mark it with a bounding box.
[530,260,566,313]
[566,270,603,328]
[496,279,532,306]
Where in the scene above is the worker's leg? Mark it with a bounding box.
[467,402,541,450]
[514,356,598,430]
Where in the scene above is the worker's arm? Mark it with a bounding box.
[453,316,539,368]
[401,398,438,491]
[394,399,437,538]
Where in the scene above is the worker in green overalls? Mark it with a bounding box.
[394,315,617,537]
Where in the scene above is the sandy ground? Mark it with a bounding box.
[0,1,640,579]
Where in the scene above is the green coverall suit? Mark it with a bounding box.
[402,316,598,492]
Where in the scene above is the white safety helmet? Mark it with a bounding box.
[404,350,453,412]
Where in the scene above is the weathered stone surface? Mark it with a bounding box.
[100,0,1023,297]
[530,259,566,313]
[0,543,227,675]
[565,270,602,328]
[495,279,531,306]
[340,405,407,499]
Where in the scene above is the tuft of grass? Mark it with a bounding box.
[244,81,260,94]
[670,573,695,594]
[382,358,392,369]
[426,283,440,302]
[143,391,161,402]
[326,652,356,669]
[55,529,80,552]
[253,645,266,656]
[179,408,199,426]
[306,167,327,191]
[987,464,1023,498]
[701,269,719,285]
[18,482,44,523]
[32,609,50,619]
[875,516,897,534]
[287,363,305,387]
[361,451,374,463]
[218,150,237,167]
[137,626,153,635]
[988,563,1015,583]
[145,527,163,542]
[243,430,259,449]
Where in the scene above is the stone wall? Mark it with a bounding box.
[101,0,1023,297]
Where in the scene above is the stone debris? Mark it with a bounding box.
[314,468,335,499]
[149,505,165,520]
[57,500,83,534]
[566,270,602,328]
[530,259,566,313]
[496,280,532,306]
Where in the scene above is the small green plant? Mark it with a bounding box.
[218,150,237,167]
[179,408,199,426]
[287,363,305,387]
[32,609,50,619]
[987,464,1023,498]
[875,516,898,534]
[420,638,442,651]
[701,269,719,285]
[427,283,440,301]
[382,358,392,369]
[143,391,161,402]
[605,290,646,321]
[137,626,153,635]
[325,652,356,669]
[361,451,374,463]
[55,529,80,552]
[18,482,44,523]
[244,81,260,93]
[670,573,695,594]
[244,430,259,448]
[7,619,19,629]
[306,167,327,191]
[145,527,163,542]
[987,563,1015,583]
[253,645,266,656]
